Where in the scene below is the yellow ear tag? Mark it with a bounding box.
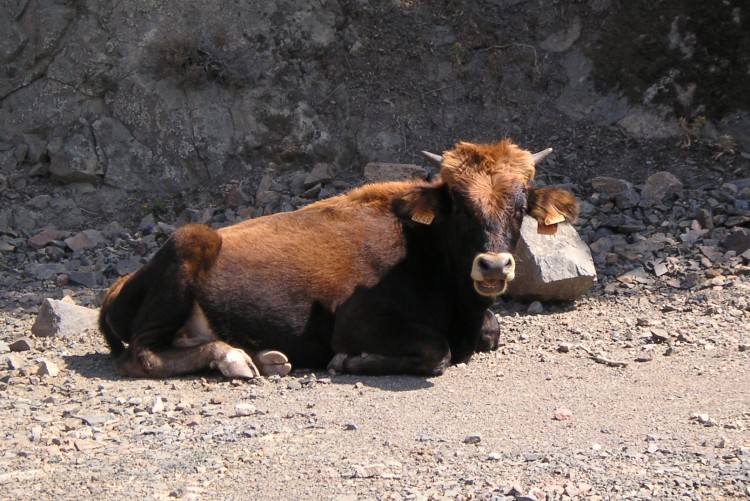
[537,223,558,235]
[544,212,566,225]
[411,210,434,225]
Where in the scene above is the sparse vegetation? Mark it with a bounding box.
[677,115,707,148]
[451,42,466,69]
[139,199,166,221]
[714,134,737,159]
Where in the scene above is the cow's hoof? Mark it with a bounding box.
[327,353,347,373]
[212,348,260,379]
[254,350,292,377]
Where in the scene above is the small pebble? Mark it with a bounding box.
[235,403,256,416]
[464,433,482,444]
[9,338,33,352]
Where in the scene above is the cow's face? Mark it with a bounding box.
[395,140,579,298]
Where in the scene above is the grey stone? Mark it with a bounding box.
[617,105,681,139]
[591,177,632,195]
[37,359,60,377]
[4,353,24,370]
[26,263,66,280]
[507,216,596,301]
[363,163,427,184]
[64,229,105,252]
[722,228,750,254]
[527,301,544,314]
[9,338,33,352]
[115,258,143,276]
[27,229,65,250]
[68,271,104,288]
[539,17,581,52]
[47,120,102,185]
[304,163,334,189]
[463,433,482,444]
[614,187,641,209]
[31,296,100,337]
[641,172,683,206]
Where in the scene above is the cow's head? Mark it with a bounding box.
[393,139,578,298]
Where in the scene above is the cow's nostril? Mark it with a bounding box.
[477,257,491,272]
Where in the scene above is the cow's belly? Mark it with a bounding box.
[195,269,336,369]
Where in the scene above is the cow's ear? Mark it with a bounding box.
[528,187,579,235]
[392,184,447,225]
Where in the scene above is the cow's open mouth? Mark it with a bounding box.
[474,279,507,297]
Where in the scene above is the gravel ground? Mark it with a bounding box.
[2,171,750,500]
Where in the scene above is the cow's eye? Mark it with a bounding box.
[514,191,528,217]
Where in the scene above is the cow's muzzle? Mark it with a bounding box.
[471,252,515,297]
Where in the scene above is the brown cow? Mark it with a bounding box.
[99,139,578,378]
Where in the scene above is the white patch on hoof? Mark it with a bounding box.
[254,350,292,377]
[327,353,348,373]
[213,348,259,379]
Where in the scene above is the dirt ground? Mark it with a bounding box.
[1,260,749,500]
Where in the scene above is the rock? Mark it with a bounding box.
[4,353,24,370]
[67,271,104,288]
[641,172,683,206]
[287,379,302,390]
[552,408,573,420]
[591,177,632,196]
[225,184,251,208]
[37,359,60,377]
[235,403,256,416]
[539,17,581,52]
[507,216,596,301]
[0,341,9,353]
[463,433,482,444]
[27,229,65,250]
[345,423,358,431]
[722,228,750,254]
[527,301,544,314]
[304,163,334,189]
[47,120,102,185]
[64,229,105,252]
[9,338,33,352]
[150,396,165,414]
[30,296,100,337]
[363,163,427,183]
[613,187,641,209]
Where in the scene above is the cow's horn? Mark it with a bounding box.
[532,148,553,165]
[421,151,443,167]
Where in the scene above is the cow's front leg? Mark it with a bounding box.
[476,309,501,352]
[328,335,451,377]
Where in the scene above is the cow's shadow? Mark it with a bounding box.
[327,374,434,391]
[63,352,121,381]
[64,354,434,390]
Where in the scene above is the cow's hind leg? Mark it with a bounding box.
[117,340,261,379]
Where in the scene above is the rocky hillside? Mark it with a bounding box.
[1,0,749,232]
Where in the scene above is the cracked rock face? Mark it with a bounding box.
[1,1,748,223]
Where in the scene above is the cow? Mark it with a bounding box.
[99,139,579,379]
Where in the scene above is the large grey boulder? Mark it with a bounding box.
[507,216,596,301]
